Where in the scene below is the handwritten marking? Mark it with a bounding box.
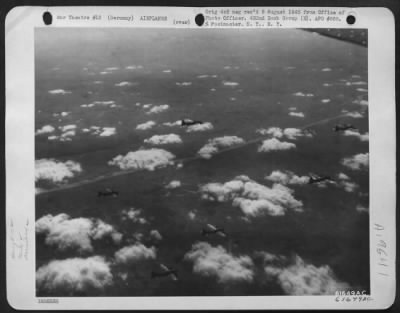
[9,218,29,261]
[374,223,389,277]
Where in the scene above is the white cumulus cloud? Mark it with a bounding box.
[48,89,71,95]
[342,153,369,170]
[35,159,82,183]
[36,256,113,294]
[136,121,156,130]
[258,138,296,153]
[165,180,181,189]
[36,213,122,253]
[222,81,239,87]
[184,242,254,283]
[114,244,156,265]
[144,134,182,145]
[289,112,305,118]
[258,252,350,295]
[344,111,364,118]
[115,81,133,87]
[198,136,245,159]
[108,148,175,171]
[265,170,309,185]
[293,92,313,97]
[36,125,55,135]
[150,230,163,241]
[121,208,147,224]
[99,127,116,137]
[146,104,169,114]
[186,122,214,132]
[200,176,303,217]
[343,130,369,142]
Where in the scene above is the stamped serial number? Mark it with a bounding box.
[38,298,59,304]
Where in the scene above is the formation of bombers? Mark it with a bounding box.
[95,121,359,281]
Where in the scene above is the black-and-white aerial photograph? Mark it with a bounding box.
[35,28,369,297]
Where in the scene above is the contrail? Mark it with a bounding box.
[36,113,350,196]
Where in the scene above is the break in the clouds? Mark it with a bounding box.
[146,104,169,114]
[108,148,175,171]
[114,244,156,265]
[35,159,82,183]
[289,112,305,118]
[293,92,313,97]
[342,153,369,170]
[144,134,183,145]
[343,130,369,142]
[121,208,147,224]
[48,89,71,95]
[136,121,156,130]
[184,242,254,283]
[265,170,309,185]
[258,138,296,153]
[36,125,55,135]
[200,175,303,217]
[198,136,245,159]
[36,256,113,295]
[36,213,122,253]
